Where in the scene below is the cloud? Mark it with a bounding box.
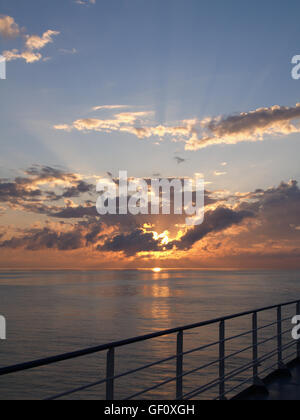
[55,104,300,150]
[0,165,94,216]
[214,171,227,176]
[52,204,97,219]
[54,111,153,133]
[0,15,20,38]
[92,105,130,111]
[185,104,300,150]
[25,30,59,51]
[75,0,96,5]
[98,228,160,256]
[0,176,299,271]
[0,227,85,251]
[0,181,42,202]
[2,18,60,64]
[2,49,42,63]
[1,165,300,268]
[172,207,254,250]
[59,48,78,55]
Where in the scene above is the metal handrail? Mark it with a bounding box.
[183,340,296,400]
[0,298,299,400]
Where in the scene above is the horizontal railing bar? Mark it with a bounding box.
[47,352,179,400]
[257,335,278,347]
[256,316,292,332]
[183,340,296,400]
[258,362,280,378]
[182,340,220,357]
[49,328,296,400]
[184,362,256,400]
[283,353,296,361]
[223,344,254,361]
[222,347,297,400]
[124,375,178,400]
[186,359,256,400]
[224,329,254,343]
[217,375,254,400]
[182,376,221,400]
[281,327,293,336]
[46,378,108,400]
[179,358,220,379]
[0,299,298,378]
[283,352,297,361]
[126,341,291,401]
[257,320,278,331]
[223,347,297,400]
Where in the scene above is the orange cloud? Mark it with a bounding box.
[54,104,300,150]
[1,16,60,64]
[0,15,20,38]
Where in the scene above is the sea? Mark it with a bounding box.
[0,269,299,400]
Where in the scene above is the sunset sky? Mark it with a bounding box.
[1,0,300,269]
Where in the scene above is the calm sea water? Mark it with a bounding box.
[0,269,299,400]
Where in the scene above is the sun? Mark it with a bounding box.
[152,267,162,273]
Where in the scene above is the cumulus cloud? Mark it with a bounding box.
[2,49,42,63]
[0,227,85,251]
[1,16,60,64]
[98,229,160,256]
[1,165,300,268]
[0,165,94,217]
[0,15,20,38]
[25,30,60,51]
[172,207,254,250]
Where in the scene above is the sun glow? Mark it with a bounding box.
[153,231,170,245]
[152,267,162,273]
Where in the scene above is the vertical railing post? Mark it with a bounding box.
[219,320,226,400]
[176,330,183,400]
[297,302,300,359]
[106,347,115,400]
[252,312,259,383]
[277,306,283,368]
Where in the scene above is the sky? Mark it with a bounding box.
[0,0,300,269]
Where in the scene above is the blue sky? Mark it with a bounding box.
[1,1,300,269]
[1,0,300,191]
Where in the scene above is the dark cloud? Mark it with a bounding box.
[186,103,300,150]
[237,180,300,240]
[0,227,84,251]
[62,181,94,198]
[52,204,98,218]
[23,165,77,184]
[1,170,300,263]
[98,228,160,256]
[0,182,42,202]
[96,207,254,256]
[173,207,254,250]
[0,166,96,219]
[207,105,300,137]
